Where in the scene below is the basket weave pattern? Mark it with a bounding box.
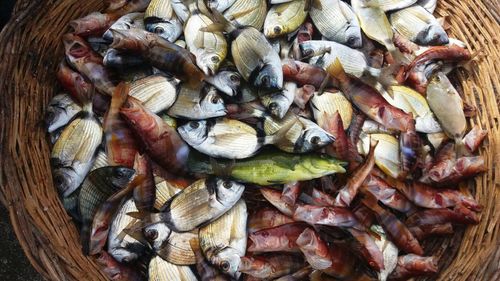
[0,0,498,280]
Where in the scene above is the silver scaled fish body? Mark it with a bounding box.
[167,83,226,120]
[145,0,183,42]
[45,93,82,133]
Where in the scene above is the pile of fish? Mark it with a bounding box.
[46,0,489,280]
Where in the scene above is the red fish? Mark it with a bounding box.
[248,207,294,233]
[239,254,305,280]
[388,254,438,280]
[247,223,310,253]
[69,12,120,37]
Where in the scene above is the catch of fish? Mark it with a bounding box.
[46,0,489,280]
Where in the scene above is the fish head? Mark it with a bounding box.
[298,41,316,58]
[344,25,363,48]
[308,155,346,175]
[200,85,227,117]
[253,64,282,90]
[109,28,150,52]
[45,106,66,133]
[109,247,140,263]
[197,51,224,76]
[209,70,241,96]
[264,23,286,39]
[178,120,209,146]
[108,167,136,188]
[52,166,84,197]
[296,127,335,153]
[145,19,182,43]
[63,33,92,62]
[103,13,144,41]
[417,25,449,46]
[208,178,245,208]
[143,222,172,250]
[210,247,242,279]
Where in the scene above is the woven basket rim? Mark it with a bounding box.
[0,1,499,280]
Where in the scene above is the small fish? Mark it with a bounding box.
[156,177,245,232]
[96,251,143,281]
[260,82,296,118]
[199,200,247,278]
[178,117,289,159]
[103,48,146,68]
[359,133,402,179]
[145,0,183,42]
[426,72,466,152]
[56,61,93,105]
[154,180,183,210]
[190,238,229,281]
[248,223,310,253]
[370,225,398,281]
[102,12,145,41]
[167,83,226,120]
[367,0,417,11]
[309,0,362,48]
[388,254,438,280]
[185,3,228,75]
[129,75,178,113]
[45,93,82,133]
[188,149,346,185]
[390,5,448,46]
[239,254,305,280]
[108,0,152,16]
[79,167,136,255]
[310,90,352,130]
[205,67,246,97]
[264,0,308,38]
[223,0,267,30]
[207,0,237,12]
[248,207,294,233]
[70,12,121,38]
[149,255,198,281]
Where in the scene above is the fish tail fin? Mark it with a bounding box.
[326,57,347,81]
[263,116,297,145]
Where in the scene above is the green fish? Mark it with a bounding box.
[188,149,346,185]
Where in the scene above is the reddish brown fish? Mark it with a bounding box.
[388,254,438,280]
[248,208,294,233]
[132,153,155,212]
[247,223,310,253]
[323,112,349,161]
[362,175,415,213]
[57,61,93,105]
[69,12,120,37]
[282,59,337,89]
[239,254,305,280]
[406,204,480,226]
[311,188,336,207]
[463,125,488,153]
[281,182,302,206]
[108,0,151,16]
[293,204,363,230]
[261,188,296,217]
[409,223,454,240]
[96,251,144,281]
[120,97,189,175]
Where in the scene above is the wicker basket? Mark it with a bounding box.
[0,0,498,280]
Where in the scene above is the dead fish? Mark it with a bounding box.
[190,238,229,281]
[390,5,448,46]
[370,225,398,281]
[129,75,178,113]
[45,93,82,133]
[208,0,237,12]
[369,0,417,11]
[96,251,144,281]
[200,200,247,278]
[148,255,198,281]
[155,177,245,232]
[239,254,305,279]
[103,12,145,41]
[309,0,362,48]
[70,12,121,38]
[264,0,308,38]
[145,0,183,42]
[103,48,146,68]
[79,167,135,255]
[167,83,226,120]
[310,90,352,130]
[260,82,296,118]
[223,0,267,30]
[154,179,183,210]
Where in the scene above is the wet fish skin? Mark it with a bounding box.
[223,0,267,30]
[167,83,226,120]
[45,93,82,133]
[148,255,198,281]
[145,0,182,42]
[264,0,307,38]
[70,12,121,38]
[103,12,145,41]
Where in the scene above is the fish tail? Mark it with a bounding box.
[326,57,347,81]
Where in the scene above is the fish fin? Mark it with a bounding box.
[80,226,91,255]
[263,115,297,145]
[126,211,150,220]
[326,58,347,81]
[81,87,96,113]
[204,7,236,33]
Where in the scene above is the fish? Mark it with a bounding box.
[260,82,296,118]
[300,40,382,78]
[370,225,399,281]
[326,58,414,132]
[264,0,307,38]
[409,224,454,240]
[239,254,305,279]
[155,177,245,232]
[63,33,117,95]
[390,5,448,46]
[248,207,294,233]
[223,0,267,30]
[109,28,205,88]
[309,0,362,48]
[154,180,183,210]
[211,10,283,90]
[79,167,136,255]
[199,200,247,278]
[167,83,226,120]
[282,59,335,89]
[293,85,315,109]
[310,90,352,130]
[132,153,156,212]
[273,266,313,281]
[208,0,237,12]
[367,0,417,11]
[260,188,296,216]
[358,133,402,179]
[388,254,438,280]
[177,117,290,159]
[426,72,467,153]
[293,204,363,229]
[406,204,480,226]
[296,228,356,279]
[56,61,93,105]
[103,83,139,168]
[184,2,228,75]
[205,67,257,102]
[145,0,183,42]
[96,251,144,281]
[417,0,437,13]
[187,149,346,185]
[248,223,311,252]
[129,75,177,113]
[103,48,146,68]
[362,175,415,213]
[148,255,198,281]
[190,238,229,281]
[120,97,190,175]
[102,12,145,41]
[70,12,121,38]
[45,93,82,133]
[463,125,488,153]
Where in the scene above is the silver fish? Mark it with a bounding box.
[167,83,226,120]
[108,198,147,263]
[390,5,449,46]
[369,0,417,11]
[145,0,183,42]
[223,0,267,30]
[103,12,145,41]
[205,68,243,97]
[199,199,247,279]
[149,255,198,281]
[309,0,362,48]
[156,177,245,232]
[129,75,178,113]
[260,82,296,118]
[263,0,308,38]
[171,0,191,23]
[45,93,82,133]
[207,0,237,12]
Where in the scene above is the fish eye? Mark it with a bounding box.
[311,136,321,145]
[116,169,126,178]
[189,121,199,129]
[222,180,233,189]
[221,261,231,271]
[154,26,165,34]
[347,36,357,46]
[274,26,282,34]
[229,74,240,83]
[211,96,221,104]
[122,256,131,263]
[269,102,278,111]
[302,49,313,56]
[211,56,220,63]
[144,229,158,241]
[261,75,270,86]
